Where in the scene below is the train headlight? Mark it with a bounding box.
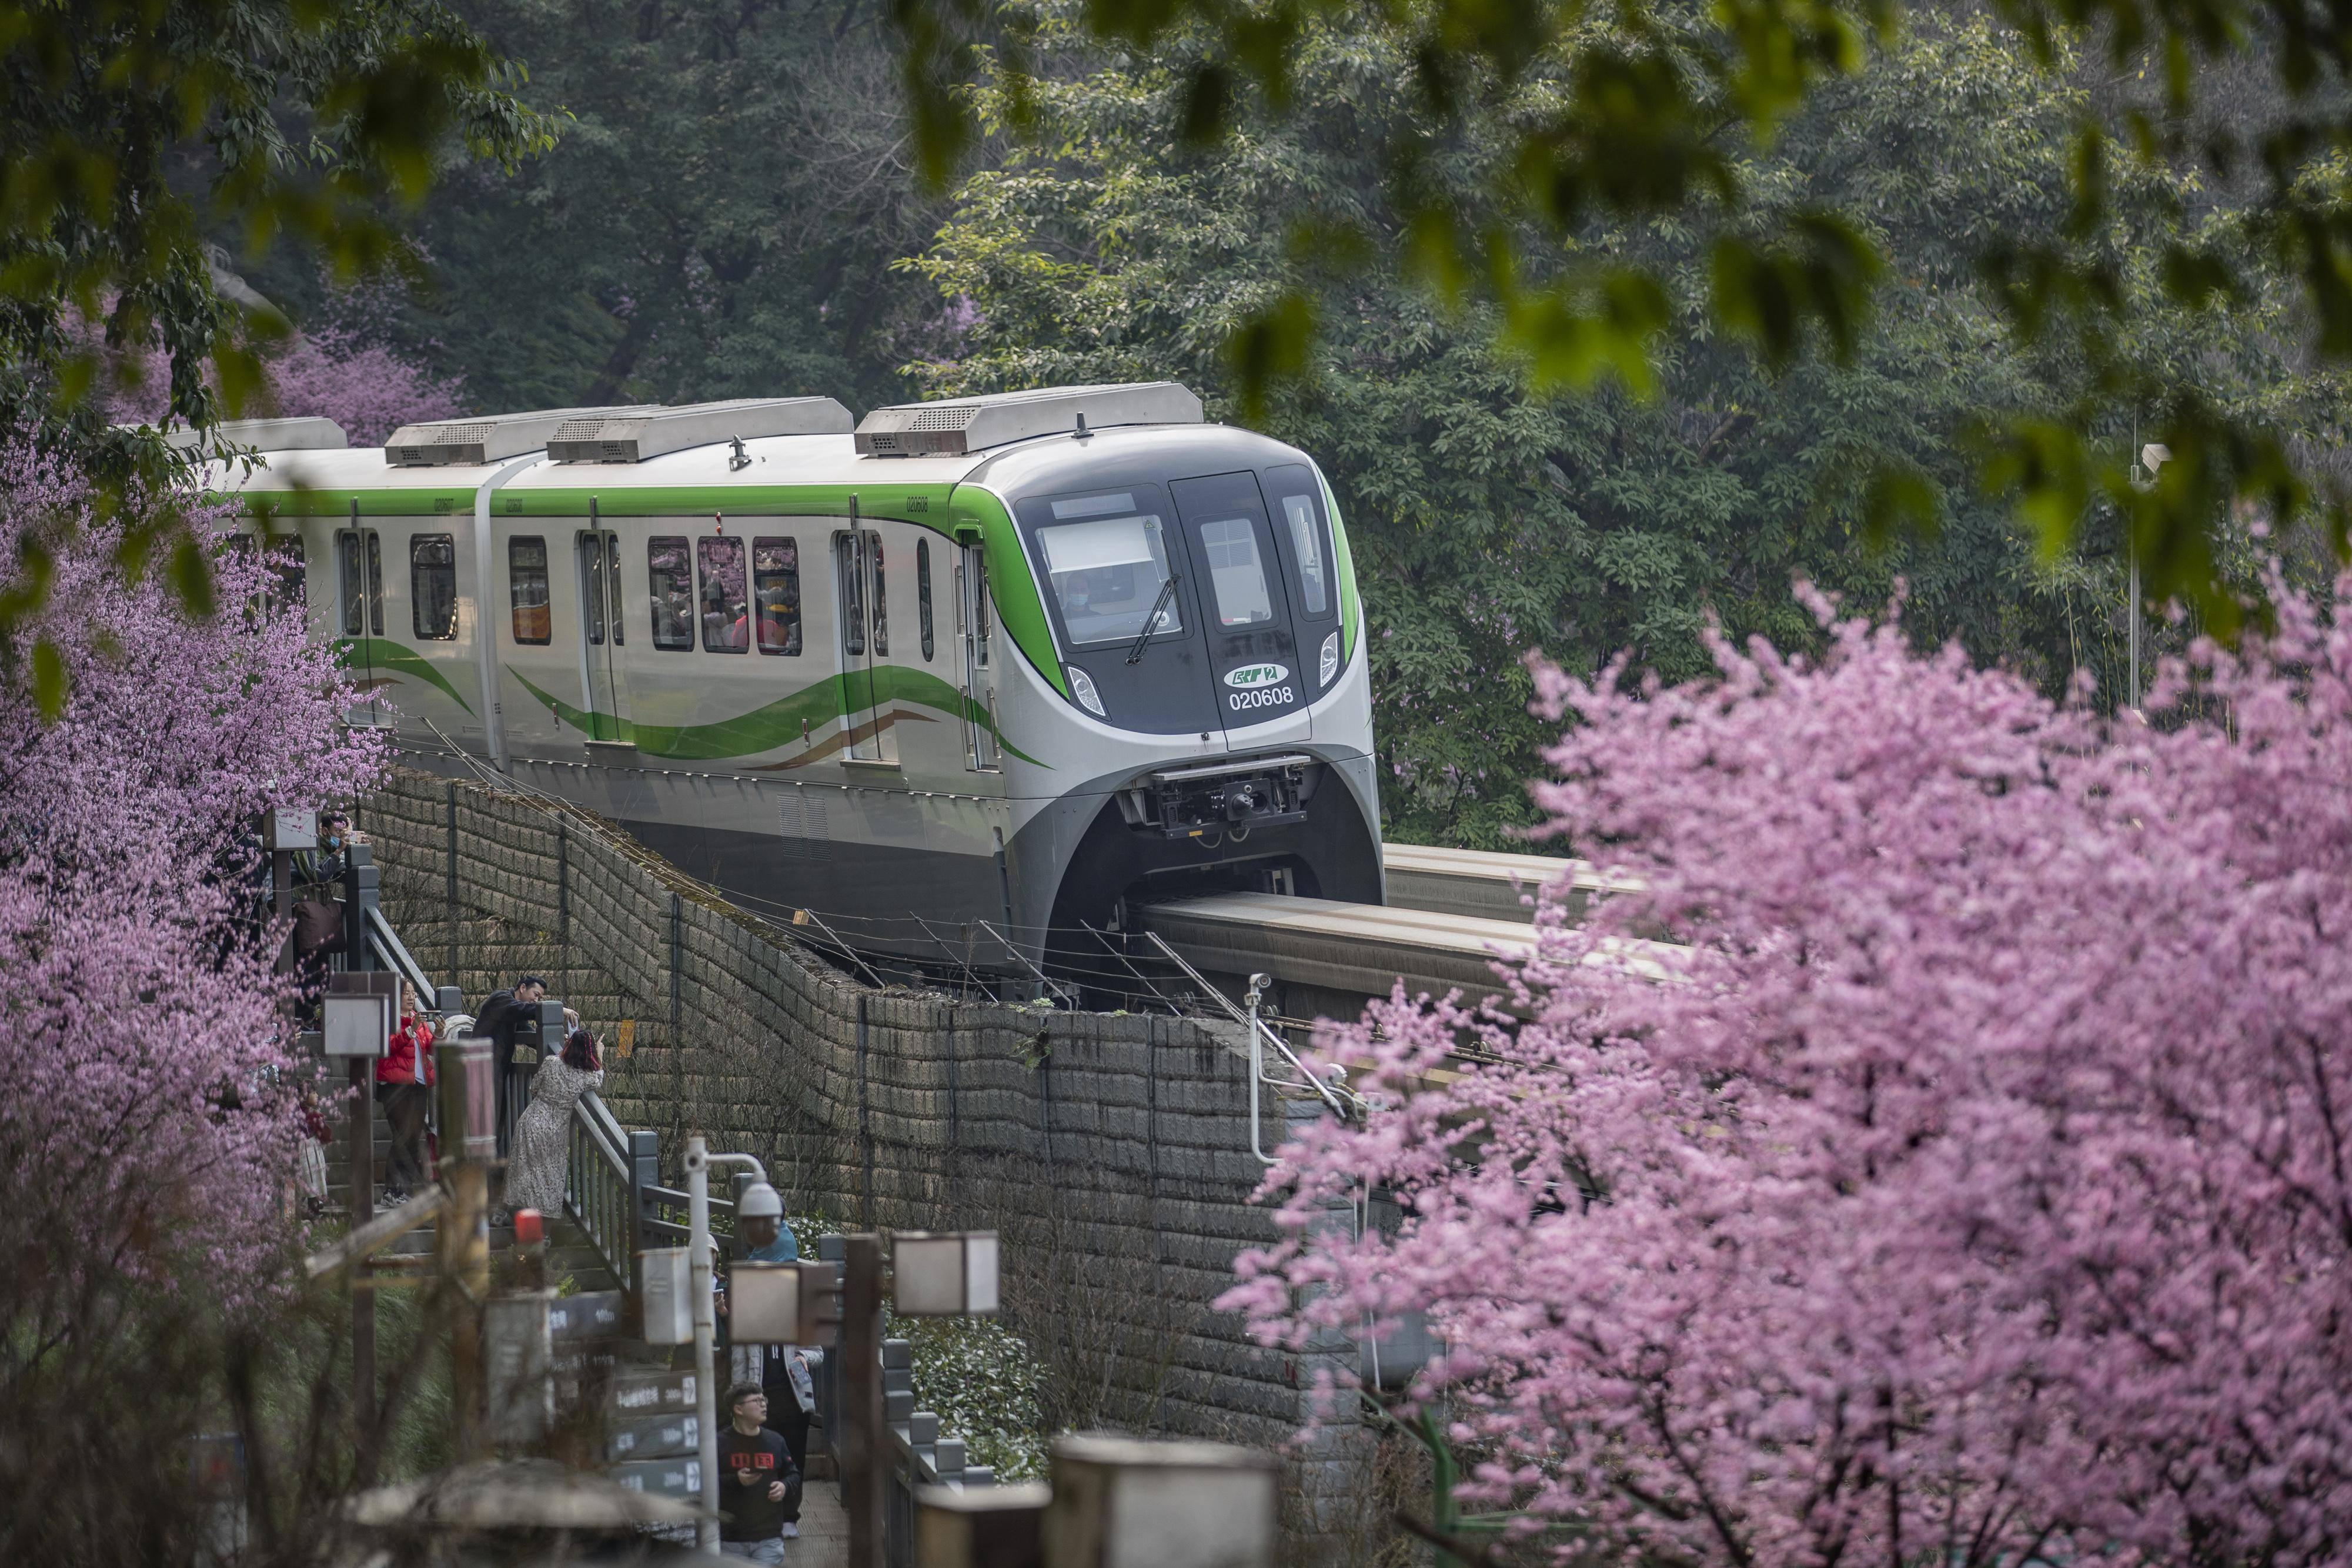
[1318,631,1340,688]
[1070,666,1107,718]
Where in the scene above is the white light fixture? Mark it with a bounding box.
[730,1260,840,1343]
[1318,630,1339,688]
[1041,1436,1278,1568]
[1068,667,1105,718]
[891,1231,1000,1317]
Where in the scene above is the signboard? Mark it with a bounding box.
[548,1290,625,1342]
[609,1457,703,1500]
[263,808,318,851]
[611,1368,699,1416]
[614,1019,636,1059]
[322,993,390,1059]
[609,1412,700,1462]
[640,1247,693,1346]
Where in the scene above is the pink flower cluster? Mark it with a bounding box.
[1,440,383,1291]
[1227,581,2352,1565]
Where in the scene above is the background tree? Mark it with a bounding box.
[0,0,553,647]
[254,0,956,414]
[893,0,2352,625]
[918,6,2321,841]
[1226,575,2352,1563]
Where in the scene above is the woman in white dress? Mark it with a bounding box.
[504,1027,604,1216]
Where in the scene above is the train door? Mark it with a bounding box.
[576,527,627,742]
[834,528,897,764]
[335,514,386,723]
[1168,472,1308,736]
[957,544,1000,771]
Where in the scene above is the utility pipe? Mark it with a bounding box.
[684,1137,720,1553]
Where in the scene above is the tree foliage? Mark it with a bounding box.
[317,0,958,415]
[917,7,2319,841]
[895,0,2352,624]
[0,0,553,637]
[1227,573,2352,1564]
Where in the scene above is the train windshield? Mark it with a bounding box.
[1035,493,1182,646]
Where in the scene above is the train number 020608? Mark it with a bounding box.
[1228,686,1295,711]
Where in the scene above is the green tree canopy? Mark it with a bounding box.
[320,0,956,416]
[916,5,2326,842]
[896,0,2352,625]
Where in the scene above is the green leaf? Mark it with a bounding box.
[31,636,67,721]
[168,536,216,621]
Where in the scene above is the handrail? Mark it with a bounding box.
[364,902,440,999]
[564,1088,644,1293]
[1142,931,1358,1117]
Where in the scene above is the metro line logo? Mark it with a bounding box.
[1224,663,1289,689]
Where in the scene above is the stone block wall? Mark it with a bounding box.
[358,769,1364,1480]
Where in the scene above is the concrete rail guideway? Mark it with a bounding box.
[1143,849,1675,1033]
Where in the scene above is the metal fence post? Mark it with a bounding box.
[445,782,459,991]
[857,996,872,1227]
[626,1128,661,1272]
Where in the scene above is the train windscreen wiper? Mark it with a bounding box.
[1126,575,1180,664]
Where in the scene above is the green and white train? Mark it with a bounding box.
[208,384,1384,980]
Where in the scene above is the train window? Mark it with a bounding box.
[648,537,694,650]
[338,533,366,637]
[699,536,748,653]
[1195,516,1274,627]
[411,535,459,640]
[580,536,606,646]
[870,539,888,657]
[917,539,934,660]
[1035,510,1181,646]
[509,536,551,645]
[605,534,624,646]
[1277,490,1329,616]
[753,538,802,656]
[366,534,384,634]
[838,538,865,657]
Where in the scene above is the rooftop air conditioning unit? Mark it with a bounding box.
[546,397,854,463]
[157,416,348,453]
[383,406,666,467]
[854,383,1202,459]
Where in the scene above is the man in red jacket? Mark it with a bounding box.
[377,981,436,1205]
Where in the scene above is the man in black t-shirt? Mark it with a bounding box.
[719,1381,800,1562]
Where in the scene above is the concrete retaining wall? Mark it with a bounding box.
[358,768,1374,1533]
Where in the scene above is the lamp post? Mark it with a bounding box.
[824,1229,1003,1568]
[681,1141,772,1552]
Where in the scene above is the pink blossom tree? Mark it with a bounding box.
[1227,582,2352,1566]
[86,285,463,444]
[0,439,383,1303]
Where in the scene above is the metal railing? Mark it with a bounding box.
[564,1089,657,1294]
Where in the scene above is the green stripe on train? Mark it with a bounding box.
[336,637,476,714]
[507,667,1045,768]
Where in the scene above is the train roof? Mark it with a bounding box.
[203,421,1318,511]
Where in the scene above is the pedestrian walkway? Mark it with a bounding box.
[786,1483,850,1566]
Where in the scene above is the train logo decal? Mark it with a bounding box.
[1224,663,1289,689]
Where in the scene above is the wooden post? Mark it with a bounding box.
[350,1058,377,1435]
[345,855,376,1439]
[844,1235,886,1568]
[438,1034,494,1460]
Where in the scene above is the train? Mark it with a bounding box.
[203,384,1384,984]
